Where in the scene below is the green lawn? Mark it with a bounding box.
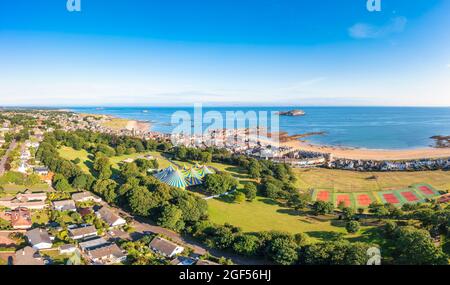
[40,249,70,265]
[58,146,171,174]
[58,146,92,173]
[32,210,50,226]
[294,168,450,193]
[207,196,369,242]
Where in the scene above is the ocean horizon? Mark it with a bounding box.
[67,106,450,151]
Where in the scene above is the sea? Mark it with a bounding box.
[69,107,450,150]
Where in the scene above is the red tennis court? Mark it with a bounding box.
[357,194,372,206]
[418,186,434,195]
[336,195,351,207]
[316,191,330,202]
[401,191,419,202]
[383,193,400,204]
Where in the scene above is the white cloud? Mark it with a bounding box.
[349,17,407,39]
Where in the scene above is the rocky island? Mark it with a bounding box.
[278,110,306,116]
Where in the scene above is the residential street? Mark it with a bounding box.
[106,204,268,265]
[0,140,16,175]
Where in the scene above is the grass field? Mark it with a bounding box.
[207,196,372,242]
[100,118,130,130]
[58,146,171,174]
[294,168,450,193]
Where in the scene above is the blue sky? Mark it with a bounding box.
[0,0,449,106]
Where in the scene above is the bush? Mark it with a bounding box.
[345,221,360,234]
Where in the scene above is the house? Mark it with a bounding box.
[10,207,32,230]
[86,243,127,265]
[149,237,184,258]
[17,162,28,174]
[59,244,77,255]
[16,192,47,202]
[96,207,126,228]
[52,199,76,211]
[170,256,196,265]
[196,259,220,265]
[107,229,131,241]
[72,192,102,203]
[40,171,54,185]
[33,166,49,175]
[20,150,31,160]
[14,246,45,265]
[0,198,47,210]
[68,225,98,240]
[25,228,52,250]
[79,237,108,251]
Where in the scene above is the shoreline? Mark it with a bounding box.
[75,110,450,161]
[79,112,151,133]
[282,140,450,161]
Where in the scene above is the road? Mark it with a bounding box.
[106,204,268,265]
[0,140,16,175]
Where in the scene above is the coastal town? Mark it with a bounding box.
[0,110,221,266]
[0,109,449,266]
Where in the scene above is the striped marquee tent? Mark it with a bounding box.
[184,167,203,186]
[154,164,215,189]
[154,164,176,180]
[197,165,214,178]
[158,168,188,189]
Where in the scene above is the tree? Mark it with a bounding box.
[120,163,140,181]
[204,173,238,195]
[312,201,334,215]
[200,151,212,163]
[127,187,153,216]
[266,236,298,265]
[234,192,246,203]
[93,179,117,204]
[55,177,72,192]
[72,174,95,190]
[342,207,355,220]
[174,146,187,160]
[263,183,282,199]
[368,202,389,217]
[157,204,184,232]
[346,221,360,234]
[301,240,370,265]
[93,156,112,179]
[172,191,208,223]
[232,234,261,256]
[287,193,309,211]
[209,224,239,250]
[247,160,261,179]
[391,226,448,265]
[242,183,257,201]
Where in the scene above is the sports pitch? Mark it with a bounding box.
[311,184,441,208]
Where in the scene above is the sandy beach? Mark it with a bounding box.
[125,120,151,132]
[282,140,450,161]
